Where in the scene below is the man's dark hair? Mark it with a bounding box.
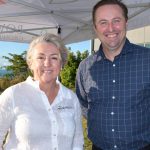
[92,0,128,26]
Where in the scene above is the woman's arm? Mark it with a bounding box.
[0,88,14,148]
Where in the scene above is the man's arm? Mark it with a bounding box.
[75,63,88,118]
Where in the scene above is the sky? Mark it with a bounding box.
[0,40,91,67]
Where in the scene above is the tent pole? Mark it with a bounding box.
[90,39,95,54]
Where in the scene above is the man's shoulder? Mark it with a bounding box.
[131,42,150,52]
[124,39,150,57]
[132,44,150,59]
[79,52,99,67]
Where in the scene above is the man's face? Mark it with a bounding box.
[94,4,127,52]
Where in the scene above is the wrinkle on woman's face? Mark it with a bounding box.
[30,42,62,84]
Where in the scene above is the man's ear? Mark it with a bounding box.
[93,25,98,38]
[93,24,96,32]
[126,21,128,28]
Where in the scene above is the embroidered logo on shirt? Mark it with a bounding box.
[57,106,73,110]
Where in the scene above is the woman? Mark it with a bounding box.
[0,33,84,150]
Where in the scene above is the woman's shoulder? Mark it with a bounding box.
[60,83,74,94]
[1,79,30,98]
[59,82,77,99]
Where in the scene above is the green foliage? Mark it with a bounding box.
[1,49,89,91]
[0,51,31,92]
[3,51,30,78]
[60,50,89,90]
[0,49,92,149]
[82,118,92,150]
[0,77,10,91]
[60,50,91,149]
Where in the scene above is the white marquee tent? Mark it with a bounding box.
[0,0,150,44]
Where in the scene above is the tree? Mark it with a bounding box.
[0,49,91,149]
[0,51,31,90]
[60,50,91,150]
[1,49,89,91]
[3,51,30,79]
[60,50,89,90]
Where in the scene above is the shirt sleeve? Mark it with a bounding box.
[72,94,84,150]
[0,88,15,148]
[76,62,88,118]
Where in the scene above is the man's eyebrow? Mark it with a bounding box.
[113,17,122,19]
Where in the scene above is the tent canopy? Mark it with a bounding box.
[0,0,150,44]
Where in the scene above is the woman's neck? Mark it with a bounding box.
[40,81,59,104]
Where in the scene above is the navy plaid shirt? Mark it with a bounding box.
[76,39,150,150]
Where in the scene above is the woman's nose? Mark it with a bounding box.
[44,58,51,66]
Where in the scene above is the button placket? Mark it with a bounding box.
[48,109,58,150]
[112,96,115,100]
[112,129,115,132]
[111,112,114,115]
[112,63,117,150]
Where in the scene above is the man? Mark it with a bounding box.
[76,0,150,150]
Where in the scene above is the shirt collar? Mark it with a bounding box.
[26,76,68,100]
[120,38,133,55]
[96,38,133,61]
[26,76,40,89]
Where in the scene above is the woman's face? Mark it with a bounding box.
[30,42,62,84]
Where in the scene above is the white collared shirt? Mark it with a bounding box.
[0,76,84,150]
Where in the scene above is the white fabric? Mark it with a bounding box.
[0,0,149,44]
[0,76,84,150]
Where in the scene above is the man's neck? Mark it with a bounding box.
[102,40,126,62]
[103,48,121,61]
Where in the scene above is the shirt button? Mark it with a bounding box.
[113,80,115,83]
[114,145,117,148]
[111,112,114,115]
[113,64,116,67]
[48,108,51,111]
[112,96,115,99]
[112,129,115,132]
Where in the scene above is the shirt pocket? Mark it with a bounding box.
[59,110,75,137]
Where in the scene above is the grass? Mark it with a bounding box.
[82,117,92,150]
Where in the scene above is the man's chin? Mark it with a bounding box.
[107,42,122,52]
[108,47,118,51]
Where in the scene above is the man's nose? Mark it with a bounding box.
[107,22,114,32]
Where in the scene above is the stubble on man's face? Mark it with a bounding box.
[94,4,127,53]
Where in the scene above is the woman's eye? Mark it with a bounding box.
[37,56,44,60]
[52,57,58,60]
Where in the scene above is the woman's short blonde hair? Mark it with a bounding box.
[26,33,68,70]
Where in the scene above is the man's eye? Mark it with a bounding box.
[100,21,107,26]
[113,19,121,24]
[101,22,106,24]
